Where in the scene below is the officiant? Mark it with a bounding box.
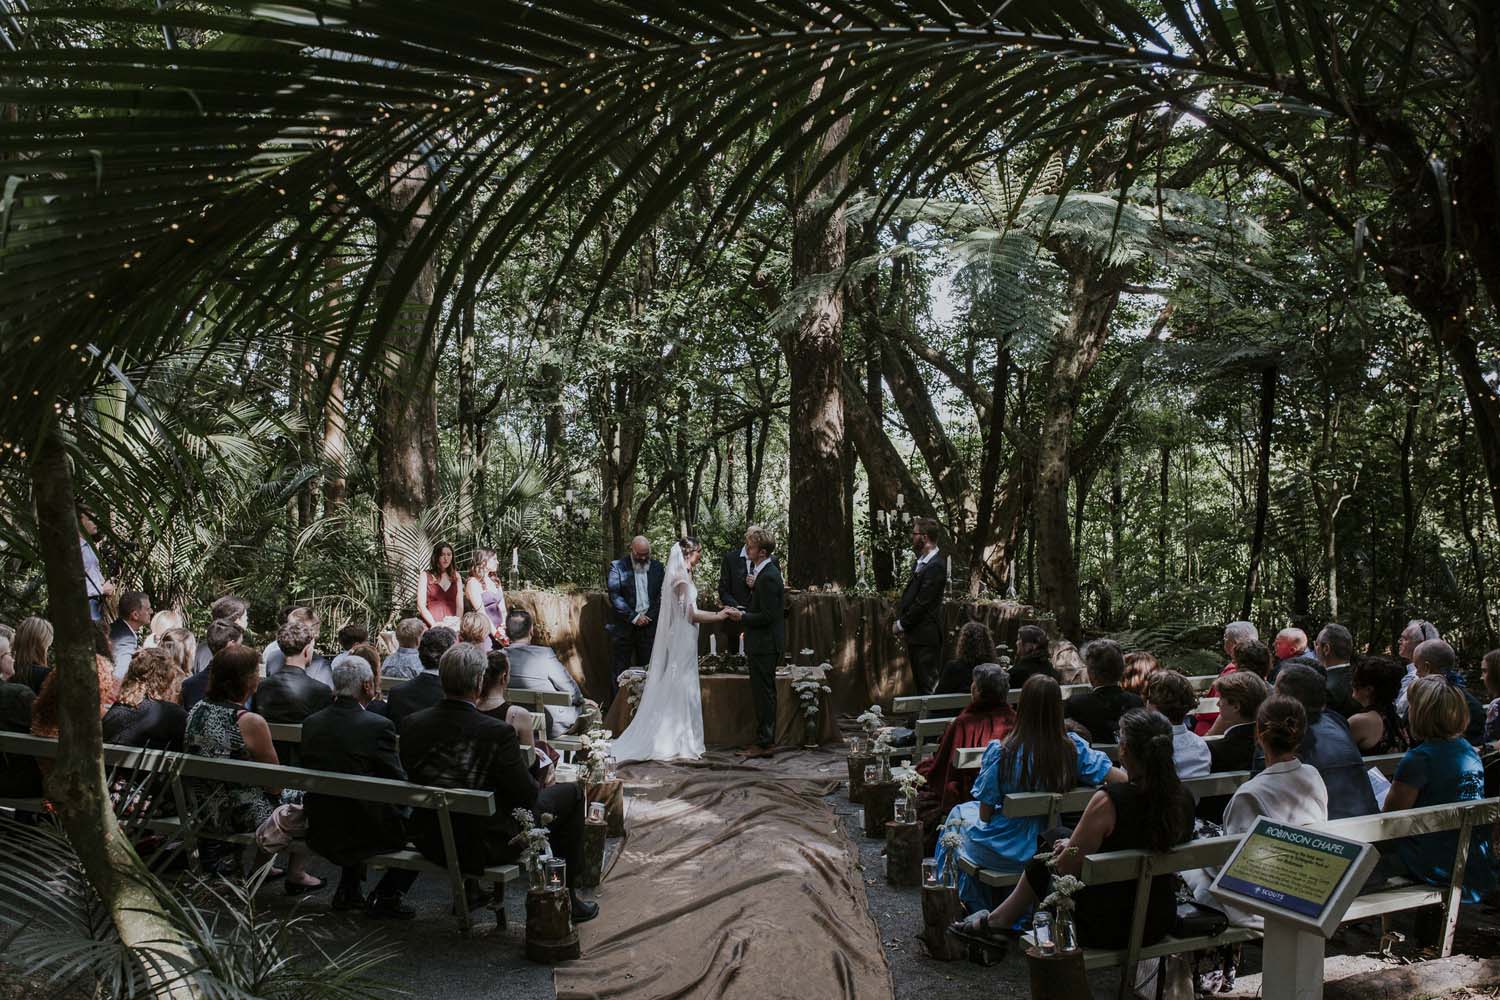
[895,516,946,694]
[606,536,664,694]
[715,527,757,653]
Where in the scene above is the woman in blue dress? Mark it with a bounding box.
[935,674,1125,913]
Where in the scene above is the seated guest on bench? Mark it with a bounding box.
[1197,670,1270,823]
[184,646,323,893]
[1120,651,1159,699]
[1271,664,1377,819]
[935,622,1001,695]
[1006,625,1058,689]
[251,616,332,766]
[504,608,592,737]
[195,594,249,672]
[1145,670,1211,779]
[386,626,455,727]
[183,620,244,711]
[915,662,1016,848]
[338,642,388,717]
[1412,638,1485,747]
[381,617,427,681]
[399,643,598,921]
[476,649,557,785]
[1185,695,1328,927]
[1064,639,1142,745]
[31,622,118,738]
[1380,676,1497,902]
[951,709,1196,951]
[157,627,197,681]
[0,645,42,798]
[1347,656,1410,754]
[11,616,53,694]
[935,674,1125,914]
[102,648,188,750]
[301,655,418,919]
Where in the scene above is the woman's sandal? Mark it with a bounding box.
[284,875,327,897]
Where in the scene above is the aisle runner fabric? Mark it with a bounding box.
[553,763,894,1000]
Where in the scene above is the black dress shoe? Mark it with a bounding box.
[570,892,600,923]
[331,887,366,911]
[366,894,417,920]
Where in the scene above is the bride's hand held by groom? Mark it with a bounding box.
[721,605,743,622]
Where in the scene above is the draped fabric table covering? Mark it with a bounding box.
[602,674,839,747]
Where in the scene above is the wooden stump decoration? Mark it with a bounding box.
[847,752,875,803]
[919,884,964,961]
[586,778,626,837]
[525,889,580,963]
[885,820,923,886]
[576,819,607,889]
[863,780,898,838]
[1024,944,1093,1000]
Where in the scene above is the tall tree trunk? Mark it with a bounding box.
[1458,404,1495,645]
[786,80,853,589]
[456,276,477,532]
[376,157,440,585]
[866,356,895,591]
[1392,395,1419,638]
[1241,364,1277,620]
[1103,454,1123,629]
[969,341,1011,596]
[1157,442,1170,591]
[34,428,192,995]
[746,413,770,526]
[320,343,347,512]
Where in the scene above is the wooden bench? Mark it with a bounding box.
[956,754,1407,889]
[895,674,1217,717]
[0,731,522,935]
[1070,796,1500,998]
[378,673,574,711]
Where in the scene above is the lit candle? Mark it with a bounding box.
[710,634,718,656]
[511,547,520,574]
[895,493,904,509]
[739,634,746,656]
[565,489,575,504]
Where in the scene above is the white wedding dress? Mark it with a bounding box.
[610,543,705,763]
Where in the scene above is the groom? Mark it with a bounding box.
[726,526,784,750]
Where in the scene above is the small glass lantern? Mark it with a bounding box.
[545,857,567,893]
[863,763,880,785]
[848,735,865,756]
[921,859,940,887]
[587,801,607,825]
[893,795,913,824]
[1032,911,1055,954]
[605,755,619,781]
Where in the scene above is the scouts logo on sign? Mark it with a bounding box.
[1217,819,1363,919]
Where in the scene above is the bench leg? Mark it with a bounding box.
[436,803,473,936]
[170,777,199,873]
[1439,812,1475,957]
[1117,864,1155,1000]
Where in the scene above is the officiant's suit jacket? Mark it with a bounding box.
[606,557,664,629]
[740,561,786,657]
[897,556,946,649]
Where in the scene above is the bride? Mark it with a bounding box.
[610,537,733,763]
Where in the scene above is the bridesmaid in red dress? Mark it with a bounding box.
[417,541,464,629]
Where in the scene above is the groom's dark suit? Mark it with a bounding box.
[739,560,785,748]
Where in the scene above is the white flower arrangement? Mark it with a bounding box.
[509,806,555,884]
[856,704,885,736]
[891,760,927,800]
[790,663,833,719]
[579,727,615,783]
[939,815,963,852]
[1040,873,1085,913]
[870,728,895,760]
[617,668,648,714]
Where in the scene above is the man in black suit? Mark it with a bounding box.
[895,516,946,694]
[605,536,664,693]
[716,527,755,654]
[1064,639,1142,744]
[386,626,455,727]
[725,526,784,749]
[182,620,243,710]
[301,655,419,918]
[250,616,331,765]
[399,642,597,921]
[109,590,153,679]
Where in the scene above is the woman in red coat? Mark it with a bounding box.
[916,662,1015,850]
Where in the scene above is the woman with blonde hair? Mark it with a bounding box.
[103,647,188,749]
[12,616,54,693]
[465,547,507,647]
[156,627,197,678]
[459,610,496,652]
[143,608,185,648]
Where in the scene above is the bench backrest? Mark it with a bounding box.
[894,674,1217,716]
[377,673,571,708]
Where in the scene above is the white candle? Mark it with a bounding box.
[710,634,718,656]
[947,556,952,579]
[511,547,520,574]
[895,493,904,509]
[739,634,746,656]
[565,489,575,503]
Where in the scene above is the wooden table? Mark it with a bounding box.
[602,673,839,747]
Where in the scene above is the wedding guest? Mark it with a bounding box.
[1121,651,1159,698]
[196,594,249,671]
[1050,640,1087,684]
[1006,625,1057,689]
[1185,696,1328,928]
[31,623,118,737]
[263,606,316,676]
[1482,650,1500,746]
[157,627,196,680]
[1316,623,1358,716]
[935,622,999,695]
[466,548,508,646]
[1270,627,1320,682]
[332,643,388,717]
[1395,619,1440,715]
[144,608,184,649]
[182,619,244,710]
[1146,670,1211,779]
[417,541,464,629]
[606,536,664,692]
[1347,656,1410,754]
[336,623,368,652]
[12,616,54,693]
[79,507,113,621]
[102,647,188,749]
[1271,664,1377,819]
[476,649,556,785]
[109,590,153,679]
[895,516,946,694]
[950,709,1194,949]
[184,645,323,891]
[0,632,10,682]
[504,608,590,737]
[1064,639,1142,744]
[1381,676,1497,903]
[1196,670,1269,823]
[0,657,41,797]
[459,611,494,652]
[935,675,1124,913]
[716,527,756,655]
[399,642,597,921]
[386,625,455,726]
[381,617,426,680]
[915,663,1016,847]
[1413,638,1485,746]
[1193,621,1259,735]
[251,616,332,765]
[301,654,417,918]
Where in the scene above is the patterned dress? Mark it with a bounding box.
[183,699,273,833]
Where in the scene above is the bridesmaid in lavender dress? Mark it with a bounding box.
[466,548,508,647]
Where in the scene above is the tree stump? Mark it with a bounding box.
[525,889,580,963]
[586,779,626,837]
[1024,944,1092,1000]
[847,752,875,803]
[863,780,898,838]
[919,884,964,961]
[885,820,923,886]
[576,819,606,889]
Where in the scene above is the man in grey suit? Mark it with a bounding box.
[725,526,784,750]
[504,608,594,738]
[109,591,153,679]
